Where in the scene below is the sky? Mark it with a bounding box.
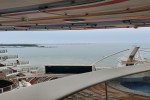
[0,27,150,44]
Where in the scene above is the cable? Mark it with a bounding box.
[92,49,129,66]
[140,50,150,52]
[141,48,150,49]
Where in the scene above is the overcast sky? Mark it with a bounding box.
[0,27,150,44]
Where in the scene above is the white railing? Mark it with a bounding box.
[0,55,18,61]
[1,61,29,67]
[1,69,17,76]
[0,50,7,53]
[18,61,29,65]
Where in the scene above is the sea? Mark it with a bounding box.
[1,43,150,71]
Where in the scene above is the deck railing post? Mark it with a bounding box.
[1,88,3,93]
[10,85,13,90]
[105,81,108,100]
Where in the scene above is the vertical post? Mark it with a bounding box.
[16,76,19,88]
[105,82,108,100]
[1,88,3,93]
[10,85,13,90]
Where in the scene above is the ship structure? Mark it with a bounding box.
[0,46,150,100]
[0,49,60,93]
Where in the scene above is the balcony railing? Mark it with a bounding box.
[2,69,17,75]
[17,61,29,65]
[0,50,7,53]
[0,84,17,94]
[1,61,29,67]
[0,55,18,61]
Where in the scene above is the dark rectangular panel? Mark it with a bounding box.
[45,65,92,74]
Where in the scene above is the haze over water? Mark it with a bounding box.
[1,28,150,69]
[3,43,150,69]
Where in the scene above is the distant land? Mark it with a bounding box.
[0,44,38,47]
[0,44,58,48]
[0,43,93,48]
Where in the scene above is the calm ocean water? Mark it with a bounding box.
[2,43,150,69]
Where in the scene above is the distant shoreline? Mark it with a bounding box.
[0,44,38,48]
[0,44,57,48]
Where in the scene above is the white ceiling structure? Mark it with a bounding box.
[0,0,150,30]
